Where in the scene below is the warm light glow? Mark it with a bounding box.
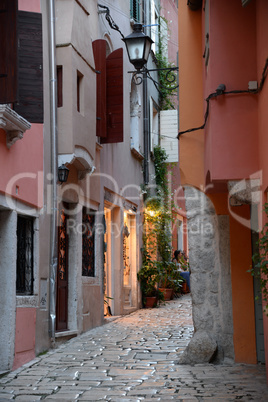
[148,210,156,217]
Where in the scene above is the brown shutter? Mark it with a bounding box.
[92,39,107,138]
[57,66,63,108]
[101,48,124,144]
[14,11,43,123]
[0,0,18,104]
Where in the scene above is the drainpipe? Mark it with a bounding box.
[48,0,58,341]
[143,72,149,185]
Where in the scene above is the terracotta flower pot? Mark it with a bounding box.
[182,282,188,294]
[145,296,157,308]
[159,288,173,301]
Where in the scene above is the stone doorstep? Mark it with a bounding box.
[55,330,78,338]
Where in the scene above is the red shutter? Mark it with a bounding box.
[14,11,43,123]
[0,0,18,104]
[101,48,124,144]
[92,39,107,138]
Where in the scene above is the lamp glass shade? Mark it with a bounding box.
[58,165,69,183]
[122,24,153,70]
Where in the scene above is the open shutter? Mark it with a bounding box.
[0,0,18,104]
[92,39,107,138]
[101,48,124,144]
[14,11,43,123]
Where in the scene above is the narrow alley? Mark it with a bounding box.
[0,295,267,401]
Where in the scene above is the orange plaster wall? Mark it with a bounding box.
[209,194,257,364]
[12,308,36,370]
[205,0,259,182]
[178,1,204,189]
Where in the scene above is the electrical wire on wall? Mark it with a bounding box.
[177,57,268,138]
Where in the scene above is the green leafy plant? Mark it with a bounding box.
[154,16,178,110]
[249,202,268,314]
[138,146,178,294]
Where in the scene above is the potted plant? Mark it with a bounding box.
[137,260,162,308]
[158,260,184,300]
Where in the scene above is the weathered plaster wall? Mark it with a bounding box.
[12,308,36,370]
[0,210,17,372]
[181,187,234,363]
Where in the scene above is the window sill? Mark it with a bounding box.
[0,104,31,149]
[131,146,144,161]
[16,295,38,308]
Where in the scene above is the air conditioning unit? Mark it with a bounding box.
[242,0,252,7]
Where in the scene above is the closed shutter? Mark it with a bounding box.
[101,48,124,144]
[0,0,18,104]
[14,11,43,123]
[92,39,107,138]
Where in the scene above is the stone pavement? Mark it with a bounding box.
[0,294,268,401]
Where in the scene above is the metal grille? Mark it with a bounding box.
[82,209,95,277]
[16,216,34,295]
[58,209,68,281]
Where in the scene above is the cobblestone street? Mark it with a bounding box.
[0,294,267,401]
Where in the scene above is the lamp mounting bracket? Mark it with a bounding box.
[128,66,179,92]
[98,4,125,39]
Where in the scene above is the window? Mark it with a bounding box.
[92,40,124,143]
[130,0,140,22]
[0,1,44,123]
[16,216,34,295]
[82,208,95,277]
[57,66,63,108]
[151,0,159,54]
[150,99,159,151]
[77,70,84,114]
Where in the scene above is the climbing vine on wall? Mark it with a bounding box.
[250,202,268,315]
[154,16,178,110]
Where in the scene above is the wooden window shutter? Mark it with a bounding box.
[57,66,63,108]
[101,48,124,144]
[13,11,43,123]
[0,0,18,104]
[92,39,107,138]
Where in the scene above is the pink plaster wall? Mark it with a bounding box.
[18,0,41,12]
[0,124,43,208]
[12,308,36,371]
[204,0,259,182]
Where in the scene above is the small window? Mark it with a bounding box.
[57,66,63,108]
[16,216,34,295]
[150,99,159,151]
[130,0,140,22]
[77,70,84,114]
[151,1,159,54]
[82,208,95,277]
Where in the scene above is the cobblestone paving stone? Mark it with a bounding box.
[0,294,268,401]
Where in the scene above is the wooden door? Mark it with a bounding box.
[56,207,68,331]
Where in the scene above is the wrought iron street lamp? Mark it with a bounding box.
[98,4,179,91]
[122,24,153,71]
